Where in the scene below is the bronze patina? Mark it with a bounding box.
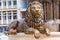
[5,1,50,38]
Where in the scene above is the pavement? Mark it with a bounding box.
[6,32,60,40]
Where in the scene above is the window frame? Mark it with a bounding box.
[13,0,16,5]
[8,1,11,6]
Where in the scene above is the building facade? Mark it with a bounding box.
[0,0,27,26]
[0,0,27,32]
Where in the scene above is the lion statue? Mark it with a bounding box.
[4,1,50,38]
[24,1,50,38]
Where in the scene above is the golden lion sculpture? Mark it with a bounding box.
[5,1,50,38]
[24,1,50,38]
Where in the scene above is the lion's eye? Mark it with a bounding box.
[38,7,40,9]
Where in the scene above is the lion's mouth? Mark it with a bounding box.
[32,12,40,16]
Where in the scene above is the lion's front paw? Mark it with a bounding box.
[34,30,40,39]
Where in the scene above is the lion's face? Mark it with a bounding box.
[30,4,43,16]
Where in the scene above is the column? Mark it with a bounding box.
[53,0,59,19]
[43,2,47,21]
[6,0,8,8]
[1,11,3,24]
[51,0,54,19]
[6,11,8,24]
[17,0,22,20]
[11,11,13,21]
[1,0,3,9]
[11,0,13,8]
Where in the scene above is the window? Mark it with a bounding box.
[13,15,17,19]
[4,1,6,6]
[3,12,6,20]
[0,2,1,6]
[8,16,11,19]
[8,13,11,16]
[8,1,11,5]
[13,0,16,5]
[0,16,1,20]
[13,13,17,19]
[0,11,1,24]
[8,13,11,19]
[3,12,6,15]
[3,16,6,20]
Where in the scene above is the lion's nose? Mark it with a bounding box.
[35,10,39,12]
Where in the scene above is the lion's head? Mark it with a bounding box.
[27,1,43,16]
